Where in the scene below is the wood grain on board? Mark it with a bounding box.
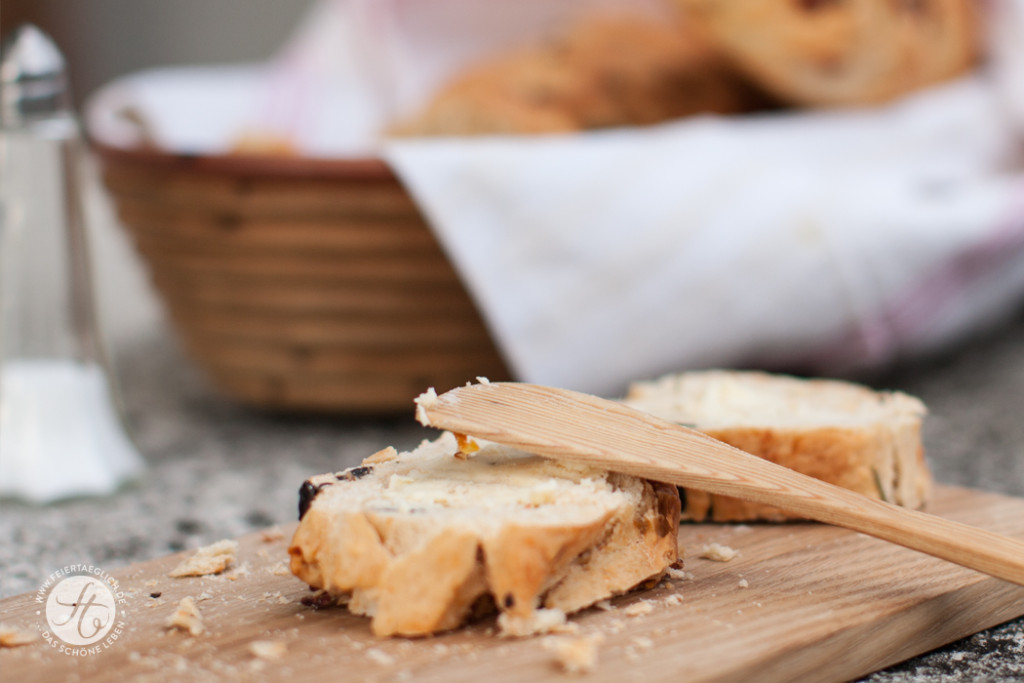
[3,485,1024,683]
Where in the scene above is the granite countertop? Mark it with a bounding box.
[2,275,1024,680]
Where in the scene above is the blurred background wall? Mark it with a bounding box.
[2,0,315,106]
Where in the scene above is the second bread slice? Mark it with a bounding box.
[625,370,931,522]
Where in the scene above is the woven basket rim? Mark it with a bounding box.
[90,140,396,181]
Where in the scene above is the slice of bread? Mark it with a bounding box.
[288,431,680,637]
[625,370,931,522]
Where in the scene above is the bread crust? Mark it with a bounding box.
[288,433,680,636]
[545,479,680,613]
[677,0,978,107]
[626,370,931,522]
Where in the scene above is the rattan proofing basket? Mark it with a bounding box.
[94,144,511,414]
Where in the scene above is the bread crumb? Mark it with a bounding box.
[168,540,238,577]
[738,578,749,588]
[165,597,204,635]
[623,601,654,618]
[542,634,603,674]
[248,640,287,660]
[593,599,615,611]
[0,624,38,647]
[631,636,654,650]
[260,527,284,543]
[663,594,685,607]
[666,566,692,581]
[498,608,577,637]
[698,543,738,562]
[414,388,439,426]
[366,648,395,666]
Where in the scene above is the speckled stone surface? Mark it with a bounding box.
[2,308,1023,680]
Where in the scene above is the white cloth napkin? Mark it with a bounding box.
[384,77,1024,395]
[86,0,1024,397]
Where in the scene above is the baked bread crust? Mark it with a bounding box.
[288,432,680,637]
[677,0,978,107]
[390,13,752,137]
[625,370,931,522]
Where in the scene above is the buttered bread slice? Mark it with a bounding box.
[625,370,930,522]
[288,432,680,637]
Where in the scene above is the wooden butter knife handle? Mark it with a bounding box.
[418,382,1024,586]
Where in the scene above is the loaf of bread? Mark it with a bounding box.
[677,0,978,107]
[288,431,680,637]
[390,13,752,137]
[625,370,931,522]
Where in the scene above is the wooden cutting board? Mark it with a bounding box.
[4,485,1024,683]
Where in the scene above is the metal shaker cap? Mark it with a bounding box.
[0,24,72,126]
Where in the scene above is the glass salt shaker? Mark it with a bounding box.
[0,24,144,502]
